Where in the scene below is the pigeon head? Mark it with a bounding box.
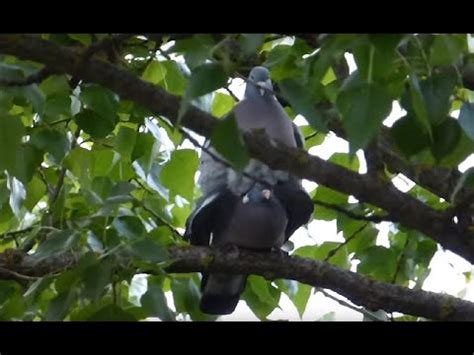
[242,184,273,204]
[245,66,273,99]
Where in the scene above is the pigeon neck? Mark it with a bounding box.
[244,85,274,101]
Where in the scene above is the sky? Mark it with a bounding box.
[129,36,474,321]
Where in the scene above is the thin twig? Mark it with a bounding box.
[391,235,410,284]
[0,266,39,281]
[179,128,272,188]
[0,227,35,240]
[0,66,54,87]
[305,131,320,141]
[139,203,182,238]
[224,86,239,101]
[316,288,387,321]
[324,223,369,262]
[313,199,392,223]
[38,167,54,196]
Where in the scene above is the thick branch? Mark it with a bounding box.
[1,247,474,321]
[1,34,473,264]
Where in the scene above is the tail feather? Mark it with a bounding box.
[200,273,247,315]
[200,294,241,315]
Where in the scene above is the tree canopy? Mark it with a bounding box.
[0,33,473,321]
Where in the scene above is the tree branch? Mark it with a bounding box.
[2,246,474,321]
[1,34,473,264]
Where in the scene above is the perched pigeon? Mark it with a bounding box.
[189,183,288,315]
[185,66,314,315]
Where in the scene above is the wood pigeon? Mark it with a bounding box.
[185,66,314,315]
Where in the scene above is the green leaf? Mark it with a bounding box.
[113,216,145,240]
[337,81,392,150]
[68,34,92,46]
[210,115,249,171]
[346,225,378,255]
[0,179,9,205]
[391,115,431,157]
[313,186,349,221]
[0,115,25,172]
[64,147,92,185]
[305,34,361,86]
[420,68,457,125]
[8,174,26,218]
[451,167,474,203]
[142,60,167,84]
[34,230,81,262]
[160,149,199,201]
[357,246,398,282]
[242,34,264,55]
[45,289,75,321]
[30,128,70,163]
[11,143,44,184]
[140,276,174,321]
[439,130,474,167]
[408,75,432,139]
[185,63,228,99]
[353,35,403,82]
[430,35,464,66]
[43,94,71,120]
[23,85,45,116]
[431,119,462,161]
[180,63,228,118]
[328,152,359,172]
[75,109,116,139]
[82,259,113,303]
[0,295,26,320]
[248,275,276,305]
[171,277,216,321]
[242,276,281,320]
[115,125,137,161]
[80,85,118,123]
[24,276,54,303]
[39,75,70,97]
[459,102,474,141]
[280,78,327,131]
[291,283,312,318]
[211,92,236,118]
[0,91,13,113]
[87,304,138,321]
[172,35,214,70]
[90,149,117,178]
[24,174,46,210]
[131,132,157,163]
[293,243,350,269]
[0,280,21,305]
[128,239,169,263]
[90,176,113,201]
[156,60,187,96]
[415,239,437,266]
[299,125,325,150]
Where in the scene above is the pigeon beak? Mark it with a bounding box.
[242,195,250,204]
[256,79,272,96]
[261,189,271,200]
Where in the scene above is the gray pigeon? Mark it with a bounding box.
[189,183,288,315]
[199,66,304,196]
[185,66,314,315]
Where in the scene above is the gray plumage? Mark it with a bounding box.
[196,184,288,315]
[198,66,303,196]
[185,66,314,315]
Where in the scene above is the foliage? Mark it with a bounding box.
[0,33,473,321]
